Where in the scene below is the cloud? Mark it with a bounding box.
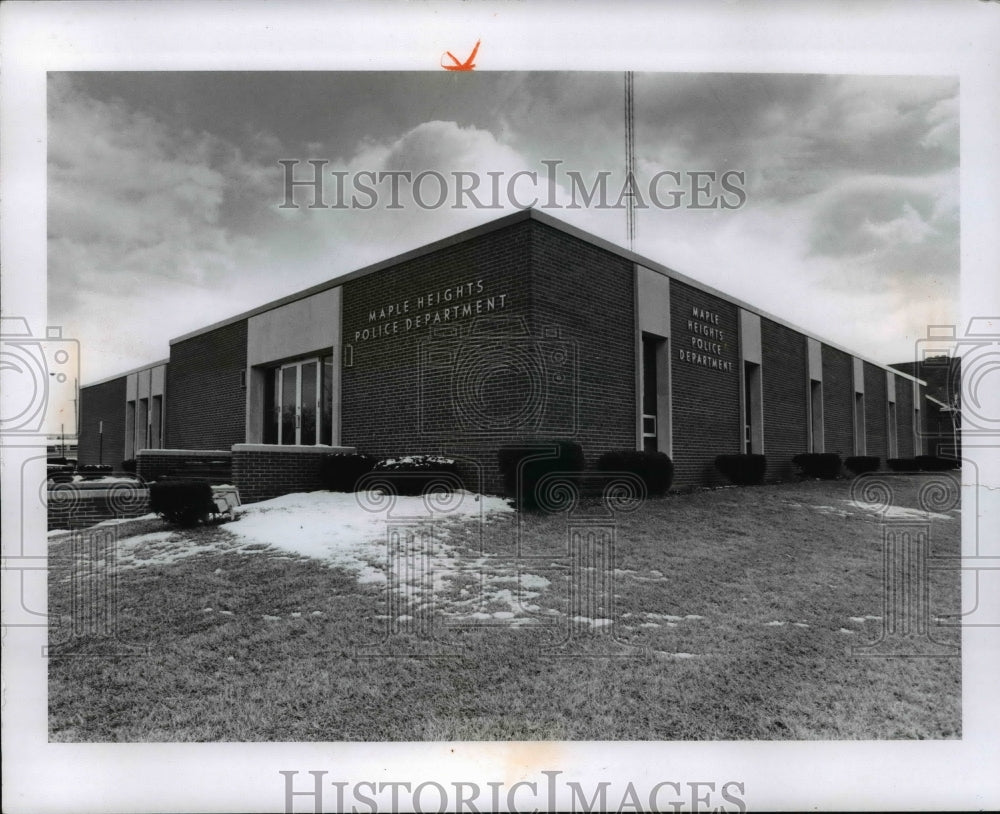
[47,72,959,383]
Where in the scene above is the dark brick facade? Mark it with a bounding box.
[232,445,352,504]
[530,221,636,468]
[863,362,888,462]
[340,219,636,493]
[77,376,126,467]
[76,211,929,501]
[166,320,248,450]
[670,280,741,487]
[821,344,855,458]
[761,318,809,481]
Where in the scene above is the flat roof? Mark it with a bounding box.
[88,209,927,387]
[82,358,169,389]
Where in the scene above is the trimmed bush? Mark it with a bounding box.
[78,464,113,480]
[121,459,137,474]
[149,479,215,527]
[915,455,959,471]
[845,456,880,475]
[367,455,461,496]
[47,463,74,483]
[321,452,378,492]
[498,440,586,510]
[887,458,918,472]
[714,454,767,486]
[792,452,842,480]
[596,450,673,496]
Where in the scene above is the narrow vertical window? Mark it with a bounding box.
[642,336,658,453]
[854,392,866,455]
[810,380,823,453]
[744,361,762,454]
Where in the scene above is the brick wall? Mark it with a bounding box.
[136,449,232,483]
[166,320,248,450]
[761,318,809,481]
[77,377,126,467]
[341,221,535,493]
[529,221,636,470]
[863,362,888,462]
[895,375,915,458]
[670,281,741,487]
[232,444,354,504]
[821,344,854,459]
[47,482,150,530]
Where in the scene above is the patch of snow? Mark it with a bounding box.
[793,622,810,628]
[94,513,159,527]
[838,628,855,635]
[262,614,281,622]
[765,620,785,627]
[848,616,866,624]
[640,622,660,628]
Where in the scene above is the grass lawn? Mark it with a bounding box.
[47,475,961,741]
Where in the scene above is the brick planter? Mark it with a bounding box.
[48,480,150,530]
[232,444,355,504]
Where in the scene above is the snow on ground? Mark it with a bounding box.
[225,490,554,620]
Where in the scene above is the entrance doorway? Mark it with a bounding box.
[266,356,333,445]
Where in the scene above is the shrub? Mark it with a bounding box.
[887,458,918,472]
[367,455,461,496]
[845,456,880,475]
[714,454,767,486]
[78,464,113,480]
[497,440,586,510]
[915,455,958,471]
[596,450,673,496]
[321,452,378,492]
[121,459,137,474]
[149,480,216,527]
[47,463,75,483]
[792,452,842,480]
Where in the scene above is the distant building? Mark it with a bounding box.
[890,356,960,459]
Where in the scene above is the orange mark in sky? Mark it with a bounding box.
[441,40,480,71]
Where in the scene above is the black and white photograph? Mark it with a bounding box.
[2,2,998,812]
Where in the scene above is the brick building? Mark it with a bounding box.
[77,209,929,500]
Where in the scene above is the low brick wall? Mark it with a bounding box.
[232,444,355,504]
[48,481,150,530]
[136,449,232,483]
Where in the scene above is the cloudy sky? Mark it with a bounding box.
[48,71,958,384]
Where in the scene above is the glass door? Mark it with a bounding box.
[271,360,322,445]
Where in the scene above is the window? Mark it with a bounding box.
[744,361,762,454]
[854,392,866,455]
[125,400,136,459]
[265,354,334,445]
[809,380,823,453]
[887,401,898,459]
[137,397,149,452]
[642,337,658,453]
[151,395,162,449]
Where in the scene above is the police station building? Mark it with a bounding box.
[77,209,929,502]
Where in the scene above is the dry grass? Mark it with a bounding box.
[48,475,961,741]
